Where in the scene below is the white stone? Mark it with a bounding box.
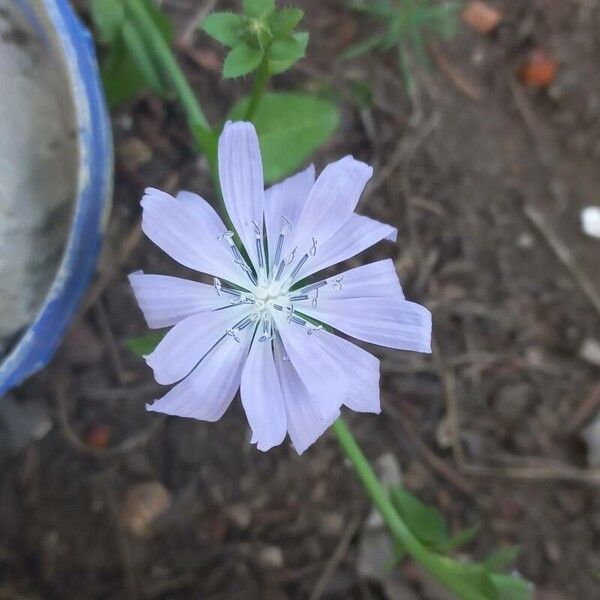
[581,206,600,239]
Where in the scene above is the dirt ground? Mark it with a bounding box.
[1,0,600,598]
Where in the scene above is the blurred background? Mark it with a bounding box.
[1,0,599,598]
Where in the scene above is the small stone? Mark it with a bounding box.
[462,1,502,34]
[581,206,600,239]
[118,136,152,170]
[319,512,345,537]
[493,383,533,425]
[119,482,172,538]
[581,415,600,467]
[257,545,284,570]
[0,396,52,454]
[226,503,251,529]
[580,339,600,367]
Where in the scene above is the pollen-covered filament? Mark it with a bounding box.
[216,217,331,343]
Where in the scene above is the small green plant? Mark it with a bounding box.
[388,486,530,599]
[343,0,460,91]
[90,0,339,187]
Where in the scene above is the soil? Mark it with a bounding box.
[1,1,599,598]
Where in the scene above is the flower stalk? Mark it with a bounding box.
[243,56,270,121]
[332,417,486,600]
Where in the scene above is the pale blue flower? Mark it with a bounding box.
[130,122,431,453]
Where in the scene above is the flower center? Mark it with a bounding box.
[216,217,332,344]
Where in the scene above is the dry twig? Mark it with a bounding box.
[309,515,361,600]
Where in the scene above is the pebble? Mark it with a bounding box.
[226,503,251,529]
[257,545,284,570]
[580,339,600,367]
[119,481,172,538]
[581,206,600,239]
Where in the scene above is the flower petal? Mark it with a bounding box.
[147,325,253,422]
[273,312,349,417]
[292,214,397,282]
[273,337,340,454]
[146,305,252,385]
[264,165,315,269]
[300,294,432,353]
[141,188,248,287]
[128,271,226,329]
[218,121,264,268]
[295,260,431,353]
[290,156,373,258]
[308,328,381,414]
[241,338,287,451]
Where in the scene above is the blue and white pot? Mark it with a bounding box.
[0,0,113,395]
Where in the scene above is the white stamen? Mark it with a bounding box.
[213,278,222,295]
[290,253,308,279]
[300,281,327,294]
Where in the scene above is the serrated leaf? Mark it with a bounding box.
[490,573,533,600]
[390,487,449,547]
[243,0,275,18]
[201,12,245,47]
[229,92,340,183]
[485,546,521,573]
[90,0,124,43]
[126,332,166,357]
[269,8,303,37]
[268,31,308,74]
[223,43,264,78]
[121,20,165,93]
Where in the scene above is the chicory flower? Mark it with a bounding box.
[130,121,431,453]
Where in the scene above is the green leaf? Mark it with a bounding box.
[485,546,521,573]
[229,92,340,183]
[243,0,275,18]
[269,8,303,37]
[201,12,245,47]
[268,32,308,74]
[121,20,165,93]
[90,0,124,43]
[490,574,533,600]
[390,487,449,547]
[340,34,385,60]
[437,557,499,600]
[101,38,148,107]
[223,43,264,78]
[126,332,166,357]
[191,124,218,158]
[438,523,480,553]
[270,36,305,61]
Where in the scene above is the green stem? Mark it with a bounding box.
[124,0,222,201]
[243,56,270,121]
[124,0,213,143]
[332,417,486,600]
